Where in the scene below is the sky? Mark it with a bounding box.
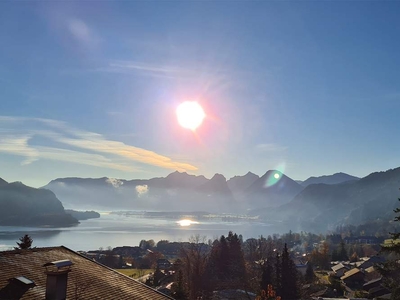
[1,1,400,188]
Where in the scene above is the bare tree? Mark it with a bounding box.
[180,235,209,299]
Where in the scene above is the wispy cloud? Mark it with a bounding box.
[95,60,229,84]
[66,18,101,49]
[0,116,198,172]
[0,133,133,171]
[0,135,38,165]
[94,61,192,80]
[68,19,90,42]
[109,61,185,74]
[45,10,100,52]
[37,146,134,171]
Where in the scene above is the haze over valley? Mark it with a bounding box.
[1,166,399,249]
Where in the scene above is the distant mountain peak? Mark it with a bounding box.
[228,171,258,180]
[262,169,283,177]
[227,172,260,195]
[242,170,304,208]
[166,170,189,178]
[245,171,257,176]
[302,172,360,187]
[165,170,207,181]
[197,173,232,196]
[210,173,226,181]
[10,181,26,187]
[0,178,8,186]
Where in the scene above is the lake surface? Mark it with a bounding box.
[0,213,277,251]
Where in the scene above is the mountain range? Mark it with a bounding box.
[43,172,234,212]
[3,167,400,232]
[42,170,361,212]
[256,168,400,232]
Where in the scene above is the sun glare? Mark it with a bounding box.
[177,219,199,227]
[176,101,205,131]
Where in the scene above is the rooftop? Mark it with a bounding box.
[331,263,348,272]
[0,246,171,300]
[340,268,363,280]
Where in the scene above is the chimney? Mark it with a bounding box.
[43,260,73,300]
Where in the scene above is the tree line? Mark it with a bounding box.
[169,232,300,300]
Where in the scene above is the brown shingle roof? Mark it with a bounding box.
[0,246,172,300]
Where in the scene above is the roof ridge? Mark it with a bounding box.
[0,246,65,255]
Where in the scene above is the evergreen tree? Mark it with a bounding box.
[260,260,273,290]
[280,244,298,300]
[378,197,400,299]
[331,249,338,261]
[15,234,33,250]
[226,231,246,281]
[206,232,247,289]
[205,239,221,291]
[337,240,349,261]
[305,263,315,283]
[274,251,281,296]
[219,235,230,280]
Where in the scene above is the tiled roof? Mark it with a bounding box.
[0,246,172,300]
[340,267,363,280]
[331,263,347,272]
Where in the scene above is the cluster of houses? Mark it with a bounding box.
[330,256,390,299]
[79,246,151,269]
[0,244,395,300]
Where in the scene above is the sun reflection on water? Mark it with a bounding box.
[177,219,199,227]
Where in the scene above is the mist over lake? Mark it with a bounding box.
[0,212,278,251]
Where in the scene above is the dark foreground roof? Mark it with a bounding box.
[0,246,172,300]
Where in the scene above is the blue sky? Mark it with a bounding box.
[1,1,400,187]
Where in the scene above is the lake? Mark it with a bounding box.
[0,213,277,251]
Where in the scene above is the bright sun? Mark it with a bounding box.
[176,101,205,131]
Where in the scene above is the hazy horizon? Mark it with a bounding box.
[0,168,367,189]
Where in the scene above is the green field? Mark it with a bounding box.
[114,268,153,279]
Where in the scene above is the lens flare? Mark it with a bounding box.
[265,171,282,187]
[264,162,286,188]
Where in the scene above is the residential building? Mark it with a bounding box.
[0,246,172,300]
[331,263,349,278]
[340,268,365,287]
